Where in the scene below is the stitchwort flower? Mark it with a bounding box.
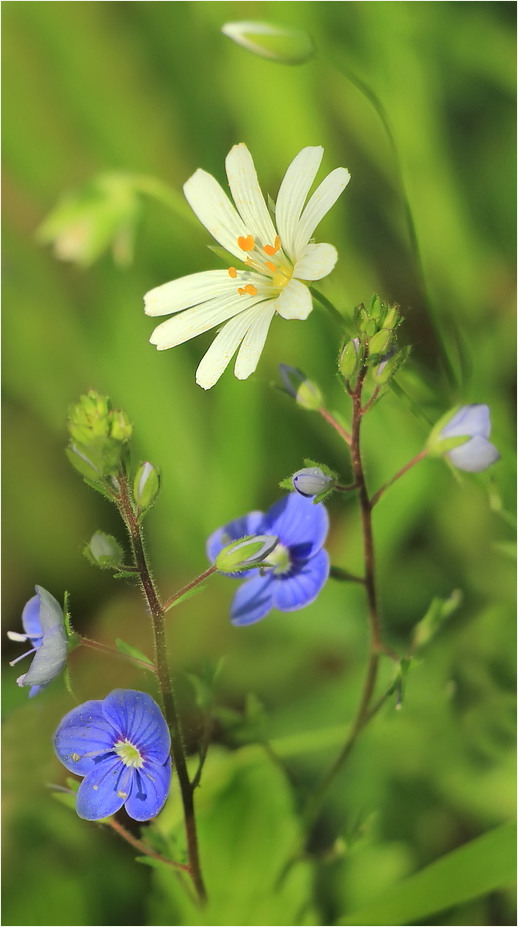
[429,404,500,472]
[54,689,172,822]
[145,144,350,389]
[207,493,330,625]
[8,586,67,697]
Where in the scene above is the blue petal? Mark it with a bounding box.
[230,573,275,626]
[54,700,116,776]
[102,690,171,764]
[124,756,172,821]
[447,435,500,472]
[206,511,264,564]
[76,756,128,820]
[272,548,330,611]
[22,623,67,688]
[21,596,43,647]
[441,404,491,440]
[262,494,329,560]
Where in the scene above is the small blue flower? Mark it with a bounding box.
[8,586,67,697]
[54,689,172,822]
[207,493,330,626]
[439,405,500,472]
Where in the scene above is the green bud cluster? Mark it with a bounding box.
[66,390,133,482]
[339,295,408,386]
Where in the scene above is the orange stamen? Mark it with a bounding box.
[237,235,255,252]
[265,260,277,273]
[228,267,237,278]
[238,284,258,296]
[263,235,281,256]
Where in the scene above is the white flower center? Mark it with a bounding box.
[114,739,144,768]
[228,234,293,297]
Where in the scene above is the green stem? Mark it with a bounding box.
[116,474,207,904]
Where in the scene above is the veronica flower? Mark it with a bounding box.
[145,144,350,389]
[54,689,172,822]
[8,586,67,697]
[207,493,330,625]
[435,405,500,472]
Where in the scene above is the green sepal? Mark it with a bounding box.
[426,406,475,457]
[63,591,80,648]
[83,530,124,569]
[373,344,412,384]
[115,638,155,669]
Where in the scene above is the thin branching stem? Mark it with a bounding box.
[115,474,207,903]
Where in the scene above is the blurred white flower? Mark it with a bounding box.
[145,144,350,389]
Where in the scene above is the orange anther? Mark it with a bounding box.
[228,267,237,278]
[265,261,277,273]
[263,235,281,256]
[237,234,255,252]
[244,284,258,296]
[238,287,246,295]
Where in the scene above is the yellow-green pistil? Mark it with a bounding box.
[114,739,144,768]
[266,542,292,575]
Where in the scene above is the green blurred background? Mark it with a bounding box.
[2,2,515,925]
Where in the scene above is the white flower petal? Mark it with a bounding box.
[293,242,338,281]
[234,304,277,381]
[183,168,248,260]
[294,167,350,256]
[225,144,277,248]
[195,305,269,389]
[144,270,236,317]
[149,290,267,350]
[275,147,323,262]
[273,278,313,320]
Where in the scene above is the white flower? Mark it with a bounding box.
[145,144,350,389]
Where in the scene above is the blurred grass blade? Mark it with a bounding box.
[337,820,516,926]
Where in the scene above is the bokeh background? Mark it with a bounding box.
[2,2,516,925]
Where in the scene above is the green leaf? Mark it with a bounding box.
[412,589,463,651]
[163,583,207,613]
[115,638,154,669]
[336,821,516,926]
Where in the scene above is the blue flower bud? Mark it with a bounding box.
[292,467,335,498]
[279,365,323,410]
[428,404,500,472]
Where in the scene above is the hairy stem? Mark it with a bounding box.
[116,475,207,903]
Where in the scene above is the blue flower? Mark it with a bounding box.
[54,689,172,822]
[439,405,500,472]
[207,493,330,625]
[8,586,67,697]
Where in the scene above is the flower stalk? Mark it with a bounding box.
[115,473,207,903]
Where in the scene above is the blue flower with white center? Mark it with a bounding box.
[432,404,500,472]
[53,689,172,822]
[207,493,330,626]
[8,586,67,697]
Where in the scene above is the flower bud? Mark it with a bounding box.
[279,365,323,410]
[37,172,141,268]
[292,467,335,498]
[368,329,393,357]
[133,462,160,511]
[67,391,133,479]
[221,21,314,65]
[339,337,361,379]
[427,404,500,472]
[215,535,278,574]
[84,531,124,569]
